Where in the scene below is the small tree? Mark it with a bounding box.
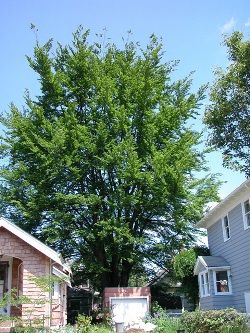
[174,245,210,308]
[0,276,63,330]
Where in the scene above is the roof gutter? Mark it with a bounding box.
[196,178,250,229]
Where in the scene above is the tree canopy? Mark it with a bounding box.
[204,31,250,176]
[0,26,220,290]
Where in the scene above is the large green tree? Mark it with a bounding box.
[0,27,219,290]
[204,31,250,176]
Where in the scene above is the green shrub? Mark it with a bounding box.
[76,314,92,333]
[146,301,184,333]
[152,316,182,333]
[89,327,113,333]
[180,308,248,333]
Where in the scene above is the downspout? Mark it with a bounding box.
[49,260,57,328]
[59,281,63,326]
[16,262,24,322]
[17,262,23,297]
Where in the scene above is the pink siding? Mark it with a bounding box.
[103,287,151,309]
[0,227,68,330]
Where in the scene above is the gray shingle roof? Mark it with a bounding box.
[201,256,230,268]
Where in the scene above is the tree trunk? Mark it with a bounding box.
[120,259,133,287]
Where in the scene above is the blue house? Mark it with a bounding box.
[194,178,250,312]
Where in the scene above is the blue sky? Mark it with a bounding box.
[1,0,250,198]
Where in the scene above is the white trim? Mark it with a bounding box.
[244,291,250,313]
[209,266,231,271]
[109,296,150,312]
[242,199,250,230]
[196,178,250,228]
[222,215,230,242]
[213,270,232,295]
[52,266,71,286]
[194,256,207,275]
[110,296,149,301]
[199,271,210,298]
[52,280,60,300]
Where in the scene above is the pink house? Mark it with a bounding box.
[0,217,71,332]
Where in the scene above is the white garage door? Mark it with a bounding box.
[111,297,149,327]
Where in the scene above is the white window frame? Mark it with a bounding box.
[199,271,210,297]
[213,269,232,295]
[52,280,60,299]
[222,215,230,241]
[242,199,250,230]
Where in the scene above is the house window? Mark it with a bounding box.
[199,271,210,297]
[222,215,230,241]
[213,270,231,295]
[52,281,59,299]
[243,199,250,229]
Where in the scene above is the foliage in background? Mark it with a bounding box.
[180,308,249,333]
[204,31,250,176]
[128,263,149,287]
[0,25,220,290]
[148,268,182,309]
[174,245,210,307]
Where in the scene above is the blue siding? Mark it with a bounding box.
[199,266,234,310]
[207,203,250,311]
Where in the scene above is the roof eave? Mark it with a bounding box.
[196,178,250,229]
[208,266,231,270]
[0,217,66,267]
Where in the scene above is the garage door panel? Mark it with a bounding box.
[111,297,148,327]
